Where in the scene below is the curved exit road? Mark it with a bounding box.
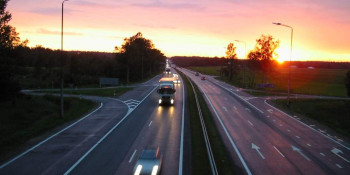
[180,68,349,175]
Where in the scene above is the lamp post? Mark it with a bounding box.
[273,22,293,105]
[234,40,247,88]
[60,0,68,118]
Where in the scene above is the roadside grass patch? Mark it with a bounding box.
[180,71,237,175]
[272,99,350,137]
[38,87,132,97]
[0,95,97,161]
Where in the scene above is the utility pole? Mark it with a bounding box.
[60,0,68,118]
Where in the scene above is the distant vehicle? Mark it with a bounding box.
[195,72,199,76]
[165,68,171,75]
[201,76,206,80]
[133,147,162,175]
[173,73,180,84]
[157,77,176,105]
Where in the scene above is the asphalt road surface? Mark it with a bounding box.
[0,74,186,175]
[179,68,350,175]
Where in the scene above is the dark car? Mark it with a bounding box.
[201,76,206,80]
[133,147,162,175]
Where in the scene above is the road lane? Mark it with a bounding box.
[180,68,349,175]
[67,71,185,175]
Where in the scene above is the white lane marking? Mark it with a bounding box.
[264,100,350,150]
[273,120,276,122]
[248,120,254,126]
[0,103,104,169]
[233,106,237,110]
[64,86,158,175]
[178,73,185,175]
[296,136,301,139]
[273,146,285,158]
[129,149,137,163]
[320,153,325,156]
[198,80,252,175]
[148,121,153,127]
[287,129,291,132]
[292,145,310,161]
[252,143,265,159]
[307,144,312,147]
[245,108,251,113]
[267,109,274,113]
[266,115,270,118]
[336,164,342,168]
[331,148,350,163]
[279,124,283,127]
[222,106,228,112]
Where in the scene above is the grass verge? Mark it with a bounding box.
[272,99,350,138]
[38,87,132,97]
[0,94,97,161]
[179,70,236,175]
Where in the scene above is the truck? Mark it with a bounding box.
[157,77,176,105]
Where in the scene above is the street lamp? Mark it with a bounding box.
[234,40,247,88]
[60,0,69,117]
[273,22,293,105]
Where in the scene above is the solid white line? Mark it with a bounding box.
[248,120,254,126]
[198,82,252,175]
[178,72,185,175]
[129,149,137,163]
[264,99,350,150]
[336,164,342,168]
[0,103,104,169]
[273,146,285,158]
[148,121,152,127]
[64,86,158,175]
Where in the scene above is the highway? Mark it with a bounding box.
[179,68,350,175]
[0,73,186,175]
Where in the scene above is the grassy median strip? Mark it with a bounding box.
[180,71,236,175]
[272,99,350,138]
[38,87,132,97]
[0,95,97,162]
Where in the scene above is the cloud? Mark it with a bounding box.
[37,28,83,36]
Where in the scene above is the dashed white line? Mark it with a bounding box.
[273,120,276,122]
[307,144,312,147]
[296,136,301,139]
[336,164,342,168]
[129,149,137,163]
[245,108,251,113]
[222,106,228,112]
[248,120,254,126]
[279,124,283,127]
[273,146,285,158]
[266,115,270,118]
[267,109,274,113]
[320,153,325,156]
[148,121,153,127]
[287,129,291,132]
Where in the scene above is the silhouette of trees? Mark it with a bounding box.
[115,32,165,84]
[346,70,350,97]
[248,35,280,83]
[225,43,238,81]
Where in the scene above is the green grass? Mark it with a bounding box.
[38,87,133,97]
[179,70,237,175]
[0,95,97,161]
[243,90,287,97]
[272,99,350,137]
[189,66,349,97]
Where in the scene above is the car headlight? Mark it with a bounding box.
[134,165,142,175]
[171,99,174,104]
[159,99,162,104]
[151,165,159,175]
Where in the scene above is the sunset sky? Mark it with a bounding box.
[7,0,350,61]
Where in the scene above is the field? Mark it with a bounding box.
[0,95,97,161]
[272,99,350,138]
[38,87,133,97]
[190,66,349,97]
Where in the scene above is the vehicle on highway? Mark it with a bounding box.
[133,147,162,175]
[157,77,176,105]
[165,68,171,75]
[195,72,199,76]
[201,76,206,80]
[173,73,180,84]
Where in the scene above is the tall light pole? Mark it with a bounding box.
[235,40,247,88]
[60,0,68,118]
[273,22,293,105]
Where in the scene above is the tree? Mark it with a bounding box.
[0,0,20,51]
[225,43,238,81]
[248,35,280,83]
[346,70,350,97]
